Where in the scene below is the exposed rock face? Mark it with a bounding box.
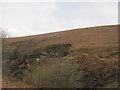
[27,44,72,59]
[29,54,48,58]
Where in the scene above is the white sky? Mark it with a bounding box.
[0,0,119,37]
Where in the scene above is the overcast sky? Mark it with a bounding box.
[0,0,118,37]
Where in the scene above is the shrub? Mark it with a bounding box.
[24,59,82,88]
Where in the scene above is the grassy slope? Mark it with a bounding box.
[5,25,118,49]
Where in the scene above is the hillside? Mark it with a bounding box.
[3,25,118,58]
[5,25,118,48]
[2,25,119,88]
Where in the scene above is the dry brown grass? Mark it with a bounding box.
[5,25,118,49]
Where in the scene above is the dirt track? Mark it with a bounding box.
[2,75,36,88]
[2,75,17,88]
